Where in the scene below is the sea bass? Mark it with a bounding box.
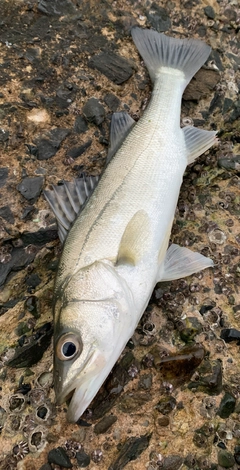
[44,27,217,422]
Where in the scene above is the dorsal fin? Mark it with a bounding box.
[107,112,135,164]
[44,175,99,243]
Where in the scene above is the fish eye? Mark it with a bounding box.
[56,333,82,361]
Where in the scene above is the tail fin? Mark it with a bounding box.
[131,27,211,86]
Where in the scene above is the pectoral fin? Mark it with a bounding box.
[158,243,213,282]
[117,210,151,266]
[107,112,135,164]
[44,175,99,243]
[183,126,218,165]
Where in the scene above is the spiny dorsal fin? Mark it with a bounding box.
[44,175,99,243]
[117,210,151,266]
[107,112,135,164]
[183,126,218,165]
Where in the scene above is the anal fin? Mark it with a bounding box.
[158,243,213,282]
[183,126,218,165]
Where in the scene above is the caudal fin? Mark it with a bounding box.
[131,27,211,87]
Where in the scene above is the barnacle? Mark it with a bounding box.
[12,441,29,460]
[8,393,26,413]
[28,425,47,452]
[36,371,54,388]
[64,439,82,458]
[29,388,47,406]
[5,413,23,433]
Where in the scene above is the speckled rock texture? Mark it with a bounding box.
[0,0,239,469]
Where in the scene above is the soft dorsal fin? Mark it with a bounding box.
[158,243,213,282]
[44,175,99,243]
[117,210,151,266]
[107,112,135,164]
[183,126,218,165]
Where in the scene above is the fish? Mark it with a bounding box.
[44,27,217,422]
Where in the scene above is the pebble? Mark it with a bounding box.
[89,52,133,85]
[82,98,105,125]
[204,6,215,19]
[76,450,91,467]
[188,359,223,395]
[218,449,235,468]
[0,167,8,188]
[7,322,53,368]
[218,392,236,418]
[35,128,70,160]
[104,93,120,112]
[67,140,92,159]
[109,433,151,470]
[48,446,73,468]
[220,328,240,343]
[162,455,183,470]
[156,396,176,415]
[183,69,220,101]
[234,445,240,464]
[146,5,171,32]
[94,414,117,434]
[0,205,14,224]
[17,176,44,202]
[74,115,88,134]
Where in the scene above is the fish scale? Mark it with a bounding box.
[44,27,218,422]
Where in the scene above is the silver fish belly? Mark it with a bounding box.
[44,27,217,422]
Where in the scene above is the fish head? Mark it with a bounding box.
[53,260,135,422]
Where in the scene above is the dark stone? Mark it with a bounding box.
[7,322,53,368]
[156,396,176,415]
[0,245,40,287]
[108,434,151,470]
[25,274,41,290]
[154,344,205,387]
[0,206,14,224]
[183,69,220,101]
[188,359,222,395]
[220,328,240,343]
[146,4,171,32]
[204,6,215,19]
[0,167,9,188]
[209,92,223,114]
[119,391,151,413]
[218,449,235,468]
[223,98,234,114]
[218,155,240,171]
[218,392,236,418]
[199,301,216,315]
[179,317,203,343]
[223,8,237,22]
[209,50,224,71]
[21,205,37,221]
[83,98,105,126]
[89,52,133,85]
[74,115,88,134]
[138,373,152,390]
[0,128,9,142]
[94,415,117,434]
[17,176,44,202]
[91,351,137,419]
[37,0,76,16]
[229,100,240,123]
[48,446,73,468]
[39,464,52,470]
[67,140,92,159]
[35,128,70,160]
[21,228,58,245]
[76,450,90,467]
[162,455,183,470]
[104,93,120,112]
[234,445,240,465]
[25,296,40,318]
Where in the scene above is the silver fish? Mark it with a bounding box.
[44,27,217,422]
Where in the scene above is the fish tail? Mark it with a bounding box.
[131,27,211,88]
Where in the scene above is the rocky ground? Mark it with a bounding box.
[0,0,239,469]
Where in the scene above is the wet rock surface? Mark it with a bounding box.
[0,0,240,469]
